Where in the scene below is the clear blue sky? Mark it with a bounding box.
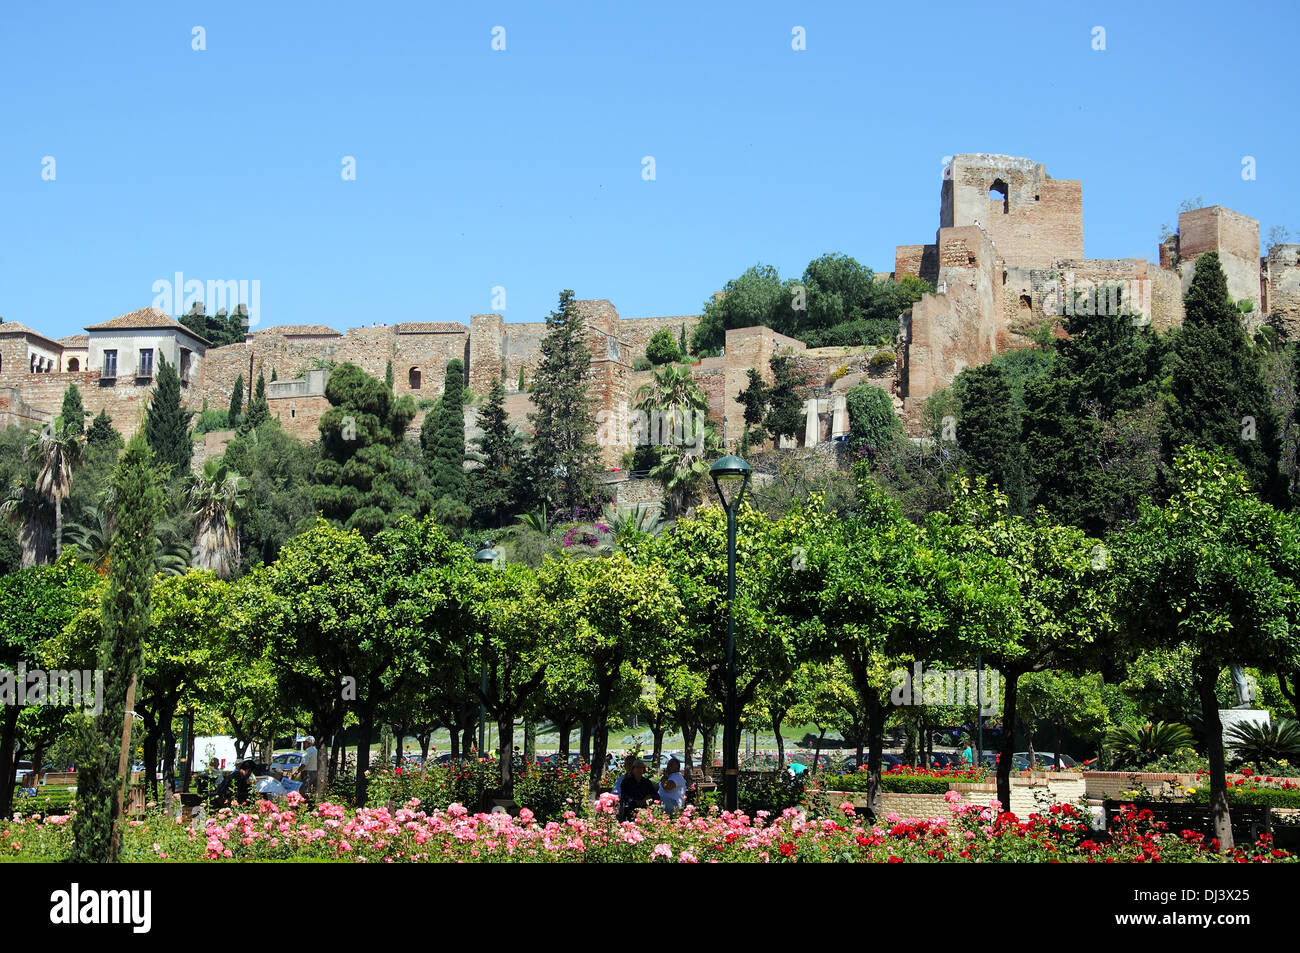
[2,0,1296,339]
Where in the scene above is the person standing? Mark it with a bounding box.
[618,760,658,821]
[300,736,319,798]
[658,757,686,817]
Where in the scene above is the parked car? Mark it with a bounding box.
[14,760,34,783]
[1013,751,1078,768]
[271,752,304,777]
[838,752,903,772]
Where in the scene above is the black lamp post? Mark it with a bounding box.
[473,547,500,757]
[709,454,752,812]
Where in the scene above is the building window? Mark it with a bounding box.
[67,357,79,371]
[989,178,1009,214]
[138,349,154,378]
[180,348,192,384]
[102,350,118,378]
[409,367,422,389]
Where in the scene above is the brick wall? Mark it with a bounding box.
[0,370,203,443]
[1177,206,1262,318]
[942,155,1084,268]
[1267,244,1300,336]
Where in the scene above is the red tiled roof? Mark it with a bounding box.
[0,321,64,349]
[84,307,211,345]
[56,334,89,347]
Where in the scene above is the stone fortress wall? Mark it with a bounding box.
[3,153,1294,454]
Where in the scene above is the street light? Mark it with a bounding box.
[473,547,501,757]
[709,454,752,813]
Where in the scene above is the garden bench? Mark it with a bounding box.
[40,772,78,788]
[1103,800,1272,844]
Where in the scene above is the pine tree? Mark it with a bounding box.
[144,355,192,476]
[227,373,244,427]
[238,372,270,435]
[421,359,466,502]
[1163,252,1284,502]
[311,362,420,536]
[60,383,86,434]
[469,377,522,525]
[68,433,163,862]
[527,290,601,516]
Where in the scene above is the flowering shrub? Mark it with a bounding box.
[511,762,591,822]
[5,795,1293,863]
[366,761,502,813]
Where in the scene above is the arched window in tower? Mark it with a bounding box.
[989,178,1009,214]
[67,357,80,371]
[408,366,422,390]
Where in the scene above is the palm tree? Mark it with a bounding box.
[27,421,85,557]
[187,461,247,579]
[0,477,53,567]
[65,505,192,577]
[633,365,719,515]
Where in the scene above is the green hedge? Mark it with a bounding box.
[14,788,76,814]
[1187,786,1300,809]
[825,773,955,794]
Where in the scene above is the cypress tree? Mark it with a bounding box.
[60,383,86,434]
[1163,252,1283,502]
[421,359,467,501]
[68,433,163,861]
[385,360,394,392]
[469,376,521,525]
[238,372,270,435]
[227,373,244,427]
[144,355,192,476]
[526,290,601,516]
[955,363,1027,511]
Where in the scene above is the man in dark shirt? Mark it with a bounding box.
[212,760,255,809]
[618,760,658,821]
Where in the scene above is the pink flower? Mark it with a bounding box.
[651,843,673,861]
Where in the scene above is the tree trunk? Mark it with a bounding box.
[996,670,1020,813]
[651,727,664,766]
[142,727,159,803]
[866,689,885,818]
[498,715,515,789]
[772,714,785,769]
[55,497,63,558]
[523,718,536,765]
[702,724,716,773]
[0,705,20,820]
[329,733,341,781]
[161,724,176,812]
[449,726,460,761]
[588,707,610,797]
[110,674,137,863]
[557,722,572,760]
[418,732,431,762]
[354,711,374,807]
[579,719,591,764]
[813,729,824,776]
[681,723,697,770]
[1198,666,1234,852]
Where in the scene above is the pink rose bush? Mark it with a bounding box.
[3,798,1293,863]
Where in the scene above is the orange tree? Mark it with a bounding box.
[1112,448,1300,850]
